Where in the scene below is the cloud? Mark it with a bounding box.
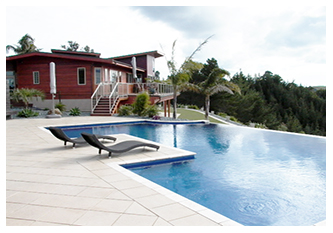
[6,5,326,86]
[132,6,219,39]
[265,15,326,49]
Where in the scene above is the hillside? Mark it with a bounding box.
[178,71,326,136]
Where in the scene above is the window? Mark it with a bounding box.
[110,70,118,83]
[94,68,101,84]
[104,68,109,82]
[126,73,142,83]
[33,71,40,84]
[126,73,134,83]
[77,68,86,85]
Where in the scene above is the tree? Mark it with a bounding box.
[11,88,45,107]
[61,41,79,51]
[6,34,41,54]
[166,36,212,119]
[61,41,95,53]
[82,45,94,53]
[183,58,240,120]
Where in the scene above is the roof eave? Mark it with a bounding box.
[110,50,164,60]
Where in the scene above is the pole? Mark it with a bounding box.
[52,94,55,115]
[46,62,61,118]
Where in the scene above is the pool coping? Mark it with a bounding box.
[97,133,243,226]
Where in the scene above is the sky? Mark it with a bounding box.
[5,2,328,87]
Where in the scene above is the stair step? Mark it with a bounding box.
[91,113,112,116]
[94,109,110,112]
[95,106,110,109]
[91,97,119,116]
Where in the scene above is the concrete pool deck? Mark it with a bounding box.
[6,116,242,226]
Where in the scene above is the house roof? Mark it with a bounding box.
[6,50,146,72]
[51,49,101,58]
[110,50,164,60]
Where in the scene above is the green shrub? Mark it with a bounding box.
[187,105,199,110]
[144,105,159,117]
[118,105,133,116]
[132,92,150,116]
[69,107,81,116]
[17,108,39,118]
[229,116,239,122]
[55,103,66,112]
[255,123,268,129]
[218,112,227,118]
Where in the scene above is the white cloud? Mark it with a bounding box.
[6,5,326,86]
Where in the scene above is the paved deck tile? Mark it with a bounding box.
[6,116,241,226]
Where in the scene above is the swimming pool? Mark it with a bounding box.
[60,121,326,226]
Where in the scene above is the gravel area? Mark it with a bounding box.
[7,108,191,121]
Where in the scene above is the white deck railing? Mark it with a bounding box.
[91,82,174,113]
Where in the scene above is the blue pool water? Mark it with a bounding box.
[60,122,326,226]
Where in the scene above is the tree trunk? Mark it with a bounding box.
[205,95,210,120]
[173,86,177,119]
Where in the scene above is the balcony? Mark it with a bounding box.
[91,82,174,116]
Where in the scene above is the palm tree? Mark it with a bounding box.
[183,60,240,120]
[11,88,45,108]
[166,36,213,119]
[6,34,41,54]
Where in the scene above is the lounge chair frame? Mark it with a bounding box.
[48,127,116,147]
[81,132,160,158]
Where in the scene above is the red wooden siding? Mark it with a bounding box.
[11,56,140,100]
[15,56,93,100]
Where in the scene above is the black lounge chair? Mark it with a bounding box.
[48,127,116,147]
[81,132,160,158]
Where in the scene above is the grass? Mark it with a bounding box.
[176,108,224,124]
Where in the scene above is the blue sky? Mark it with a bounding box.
[6,3,327,86]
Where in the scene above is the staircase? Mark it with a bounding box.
[91,97,120,116]
[91,98,111,116]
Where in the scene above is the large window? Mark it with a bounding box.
[94,68,101,84]
[110,70,118,83]
[33,71,40,84]
[77,67,86,85]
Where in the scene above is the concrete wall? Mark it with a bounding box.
[30,98,91,112]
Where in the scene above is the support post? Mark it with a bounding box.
[164,101,167,117]
[168,100,171,118]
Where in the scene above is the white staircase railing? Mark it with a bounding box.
[91,82,116,114]
[91,83,103,113]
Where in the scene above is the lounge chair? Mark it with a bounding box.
[81,132,160,158]
[48,127,116,147]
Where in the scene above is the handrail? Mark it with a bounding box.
[109,82,119,113]
[128,82,173,95]
[91,82,103,99]
[90,82,103,113]
[108,82,131,114]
